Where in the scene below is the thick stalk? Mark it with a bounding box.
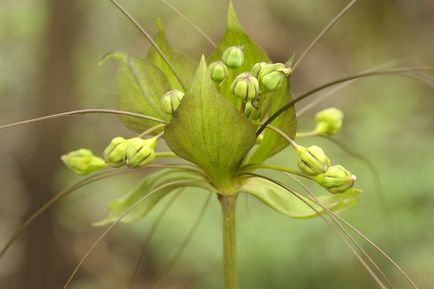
[219,195,238,289]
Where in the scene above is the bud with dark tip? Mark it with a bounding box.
[103,137,130,167]
[61,149,106,176]
[209,61,228,83]
[221,46,244,68]
[258,63,291,92]
[315,108,344,136]
[252,62,268,78]
[296,145,330,176]
[231,73,260,102]
[160,90,184,114]
[125,137,157,168]
[315,165,356,194]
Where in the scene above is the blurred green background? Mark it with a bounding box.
[0,0,433,288]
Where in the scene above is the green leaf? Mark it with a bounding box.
[241,177,361,219]
[247,79,297,164]
[147,19,197,91]
[100,51,171,132]
[208,0,270,104]
[95,168,206,225]
[164,57,257,191]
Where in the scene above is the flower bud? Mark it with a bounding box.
[160,90,184,114]
[61,149,106,176]
[231,73,260,102]
[258,63,291,92]
[251,62,268,78]
[209,61,228,83]
[125,137,157,168]
[315,165,356,194]
[103,137,130,167]
[296,145,330,176]
[315,108,344,136]
[221,46,244,68]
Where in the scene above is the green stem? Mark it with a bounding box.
[296,130,319,138]
[219,195,238,289]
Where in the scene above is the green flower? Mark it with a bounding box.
[315,165,356,194]
[209,61,228,83]
[315,108,344,135]
[231,72,260,102]
[251,62,268,78]
[221,46,244,68]
[296,145,330,176]
[61,149,106,176]
[125,137,157,168]
[160,90,184,114]
[103,137,130,167]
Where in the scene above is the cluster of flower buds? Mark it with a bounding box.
[315,108,344,136]
[295,144,356,194]
[61,149,107,176]
[160,90,184,114]
[103,136,157,168]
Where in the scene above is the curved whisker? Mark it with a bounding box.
[62,180,197,289]
[160,0,217,48]
[0,164,196,260]
[292,0,357,70]
[128,190,183,289]
[257,66,434,135]
[283,173,393,289]
[110,0,186,90]
[149,193,212,289]
[0,109,167,130]
[247,173,389,289]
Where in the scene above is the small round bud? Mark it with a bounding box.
[258,63,291,92]
[61,149,106,176]
[103,137,130,167]
[125,137,157,168]
[209,61,228,83]
[251,62,268,78]
[231,73,260,102]
[296,145,330,176]
[160,90,184,114]
[315,165,356,194]
[315,108,344,136]
[221,46,244,68]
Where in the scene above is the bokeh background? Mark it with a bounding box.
[0,0,433,288]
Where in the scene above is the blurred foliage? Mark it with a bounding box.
[0,0,433,288]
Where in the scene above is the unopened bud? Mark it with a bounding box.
[209,61,228,83]
[221,46,244,68]
[160,90,184,114]
[315,108,344,136]
[251,62,268,78]
[61,149,106,176]
[231,73,260,102]
[296,145,330,176]
[259,63,291,92]
[125,137,157,168]
[315,165,356,194]
[103,137,130,167]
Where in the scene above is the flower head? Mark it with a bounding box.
[296,145,330,176]
[125,137,157,168]
[315,165,356,194]
[231,72,260,102]
[160,90,184,114]
[103,137,130,167]
[61,149,106,176]
[315,108,344,135]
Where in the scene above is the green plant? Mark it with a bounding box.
[1,0,433,288]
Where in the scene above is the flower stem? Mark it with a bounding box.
[219,195,238,289]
